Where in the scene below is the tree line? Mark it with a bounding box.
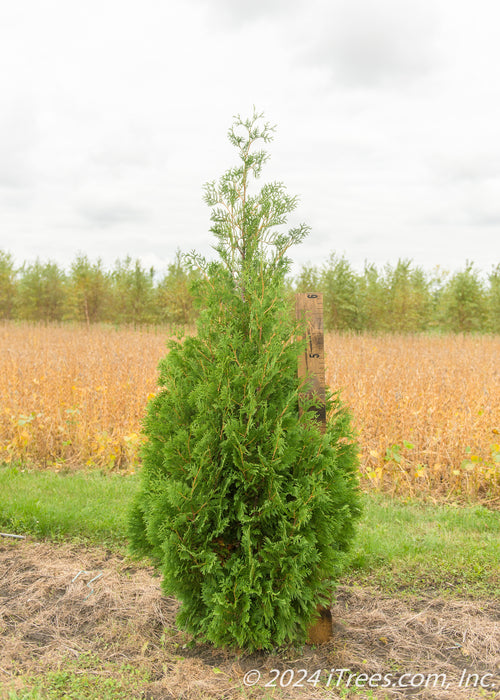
[0,249,498,333]
[0,250,197,327]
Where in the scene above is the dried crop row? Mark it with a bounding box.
[1,322,499,502]
[0,323,164,470]
[325,332,500,501]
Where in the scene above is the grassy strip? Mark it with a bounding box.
[347,494,500,597]
[1,465,499,597]
[0,465,136,547]
[4,653,150,700]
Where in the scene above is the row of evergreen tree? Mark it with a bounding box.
[0,249,498,333]
[0,249,196,327]
[296,254,500,333]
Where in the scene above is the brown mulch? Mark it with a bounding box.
[0,539,499,699]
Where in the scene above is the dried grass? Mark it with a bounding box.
[1,322,499,501]
[1,540,498,699]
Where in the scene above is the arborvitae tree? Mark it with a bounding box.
[128,112,361,651]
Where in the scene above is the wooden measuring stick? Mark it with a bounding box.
[295,293,332,644]
[295,293,326,433]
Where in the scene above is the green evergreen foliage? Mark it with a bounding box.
[384,259,431,333]
[295,262,321,293]
[440,261,486,333]
[320,253,362,331]
[66,253,110,324]
[128,112,362,650]
[111,256,156,325]
[358,262,388,331]
[486,264,500,334]
[0,253,497,333]
[17,258,66,322]
[0,250,17,319]
[154,249,199,325]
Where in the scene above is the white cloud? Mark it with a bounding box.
[78,201,151,228]
[191,0,304,25]
[430,152,500,185]
[0,101,38,190]
[0,0,498,274]
[298,0,438,88]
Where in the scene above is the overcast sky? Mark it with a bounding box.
[1,0,499,277]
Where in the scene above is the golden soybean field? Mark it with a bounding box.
[1,322,499,503]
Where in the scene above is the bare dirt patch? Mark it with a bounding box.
[0,539,498,699]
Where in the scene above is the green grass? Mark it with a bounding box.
[4,652,150,700]
[0,465,137,547]
[1,464,499,597]
[347,493,500,597]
